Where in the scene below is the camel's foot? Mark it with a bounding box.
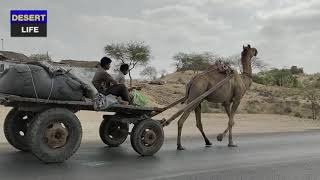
[217,134,224,142]
[228,143,238,147]
[205,141,212,146]
[177,145,186,150]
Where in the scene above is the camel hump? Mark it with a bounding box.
[206,60,234,75]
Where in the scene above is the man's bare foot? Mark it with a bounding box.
[119,100,129,105]
[117,97,129,105]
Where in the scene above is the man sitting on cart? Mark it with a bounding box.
[114,63,128,85]
[92,57,130,104]
[114,64,142,91]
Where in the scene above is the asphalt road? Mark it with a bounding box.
[1,131,320,180]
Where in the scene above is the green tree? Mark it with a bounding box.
[253,68,300,88]
[173,52,215,73]
[105,41,150,86]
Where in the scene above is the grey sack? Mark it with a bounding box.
[0,63,89,101]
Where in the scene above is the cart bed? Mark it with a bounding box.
[0,93,163,116]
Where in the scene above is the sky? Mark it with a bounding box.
[0,0,320,76]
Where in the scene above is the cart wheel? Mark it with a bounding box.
[130,119,164,156]
[99,117,129,147]
[27,108,82,163]
[3,108,34,152]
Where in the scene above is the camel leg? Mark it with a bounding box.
[217,103,231,142]
[195,104,212,146]
[177,111,192,150]
[228,101,240,147]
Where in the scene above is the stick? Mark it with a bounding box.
[164,75,233,123]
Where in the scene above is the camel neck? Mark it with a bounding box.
[241,55,252,77]
[241,73,252,90]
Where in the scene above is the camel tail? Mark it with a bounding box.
[181,80,192,104]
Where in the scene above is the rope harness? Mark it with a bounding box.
[27,65,55,102]
[184,60,234,101]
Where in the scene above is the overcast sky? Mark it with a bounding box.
[1,0,320,75]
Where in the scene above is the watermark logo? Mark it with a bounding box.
[11,10,47,37]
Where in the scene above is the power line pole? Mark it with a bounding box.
[1,39,3,51]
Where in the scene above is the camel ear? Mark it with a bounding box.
[248,44,251,48]
[243,45,245,50]
[254,49,258,56]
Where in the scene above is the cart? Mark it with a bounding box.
[0,75,231,163]
[0,93,168,163]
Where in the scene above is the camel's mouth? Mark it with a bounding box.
[254,48,258,56]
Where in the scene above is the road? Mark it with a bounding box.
[1,131,320,180]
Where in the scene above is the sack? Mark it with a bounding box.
[131,90,147,106]
[93,93,118,110]
[0,63,88,101]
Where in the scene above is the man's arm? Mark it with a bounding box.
[106,73,118,85]
[118,75,125,84]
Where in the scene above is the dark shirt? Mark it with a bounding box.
[92,67,118,94]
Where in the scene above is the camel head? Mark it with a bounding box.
[241,44,258,60]
[241,44,258,77]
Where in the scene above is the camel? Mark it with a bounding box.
[163,44,258,150]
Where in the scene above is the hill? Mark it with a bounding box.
[137,71,319,119]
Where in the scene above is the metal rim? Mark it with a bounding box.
[141,128,157,147]
[107,121,128,140]
[15,112,33,139]
[43,122,69,149]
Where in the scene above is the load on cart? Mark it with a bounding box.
[0,58,167,163]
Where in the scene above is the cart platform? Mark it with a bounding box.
[0,93,163,116]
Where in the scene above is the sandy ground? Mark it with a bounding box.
[1,106,320,143]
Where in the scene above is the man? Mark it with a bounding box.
[92,57,130,103]
[114,63,142,91]
[114,63,129,85]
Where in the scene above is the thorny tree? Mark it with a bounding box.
[307,90,320,120]
[105,41,150,86]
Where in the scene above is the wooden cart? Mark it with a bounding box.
[0,75,231,163]
[0,93,167,163]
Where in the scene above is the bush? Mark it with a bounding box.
[290,66,304,74]
[174,52,215,73]
[201,101,210,113]
[294,112,303,118]
[253,68,301,88]
[244,100,261,114]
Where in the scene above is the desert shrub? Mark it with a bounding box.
[290,66,304,75]
[244,100,261,114]
[201,101,211,113]
[294,112,303,118]
[253,68,301,88]
[29,53,52,62]
[271,101,292,115]
[177,78,185,84]
[284,106,293,114]
[312,77,320,88]
[258,91,273,97]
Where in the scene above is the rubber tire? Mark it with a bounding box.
[27,108,82,163]
[130,120,164,156]
[99,118,129,147]
[3,108,33,152]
